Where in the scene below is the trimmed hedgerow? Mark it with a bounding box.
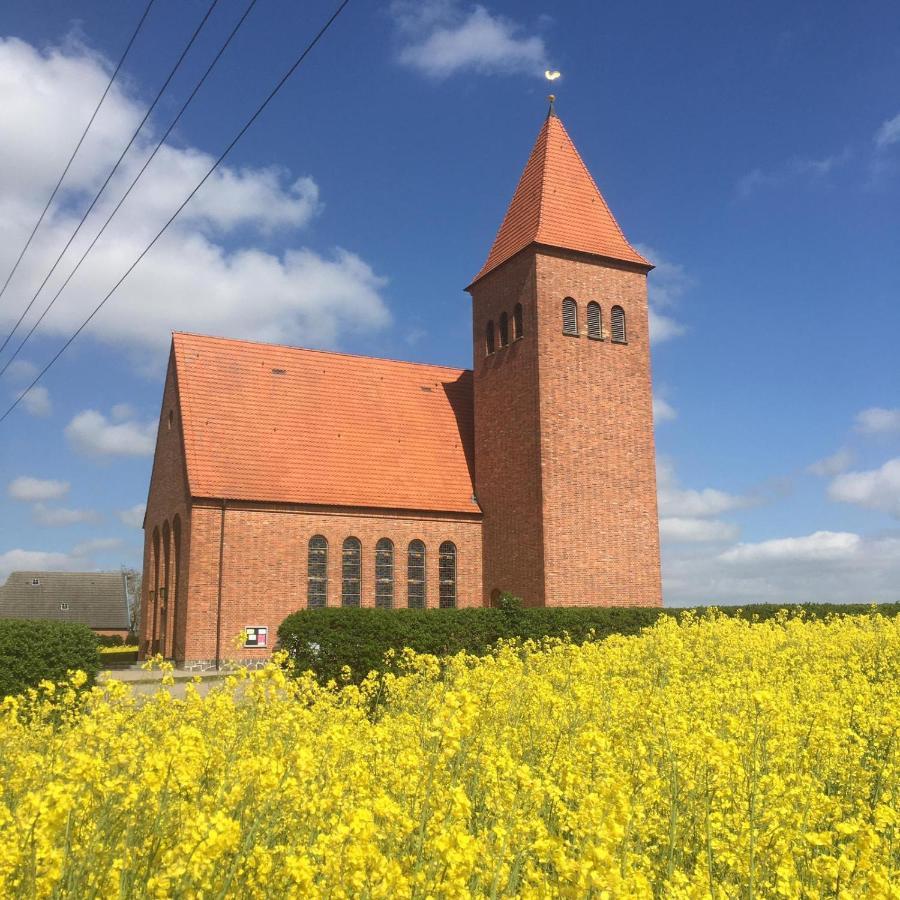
[0,619,102,697]
[277,602,900,684]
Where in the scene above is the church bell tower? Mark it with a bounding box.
[467,109,662,607]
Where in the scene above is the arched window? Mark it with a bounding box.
[341,537,361,607]
[375,538,394,608]
[307,536,327,608]
[485,320,495,355]
[407,540,426,608]
[439,541,457,608]
[611,305,627,343]
[562,298,578,336]
[499,311,509,347]
[587,302,602,340]
[513,303,524,340]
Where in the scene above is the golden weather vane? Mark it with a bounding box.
[544,69,561,114]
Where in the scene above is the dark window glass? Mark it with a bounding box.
[307,535,327,608]
[485,320,495,355]
[375,538,394,609]
[562,298,578,335]
[342,537,361,607]
[407,540,426,608]
[513,303,523,340]
[611,305,627,343]
[439,541,457,609]
[587,302,602,339]
[499,311,509,347]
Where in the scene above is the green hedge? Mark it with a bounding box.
[277,603,900,684]
[0,619,102,697]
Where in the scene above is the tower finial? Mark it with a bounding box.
[547,94,556,117]
[543,69,561,117]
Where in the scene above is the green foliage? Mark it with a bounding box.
[96,633,125,647]
[0,619,102,697]
[277,602,900,685]
[496,591,522,611]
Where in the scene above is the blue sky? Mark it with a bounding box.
[0,0,898,604]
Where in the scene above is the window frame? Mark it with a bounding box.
[438,541,457,609]
[375,538,394,609]
[407,540,426,608]
[586,301,602,340]
[611,305,627,344]
[307,535,328,608]
[341,537,362,607]
[513,302,524,340]
[485,320,495,355]
[562,297,579,336]
[499,311,509,347]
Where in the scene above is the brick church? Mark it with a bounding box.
[140,110,662,668]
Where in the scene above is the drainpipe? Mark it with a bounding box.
[215,499,227,671]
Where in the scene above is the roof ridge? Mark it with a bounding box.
[172,332,473,375]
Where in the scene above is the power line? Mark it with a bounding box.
[0,0,261,379]
[1,0,353,425]
[0,0,157,310]
[0,0,220,359]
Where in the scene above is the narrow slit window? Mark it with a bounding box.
[485,320,495,355]
[407,540,426,608]
[587,302,602,339]
[439,541,457,609]
[375,538,394,609]
[562,298,578,336]
[307,535,327,608]
[513,303,524,340]
[611,305,627,343]
[342,537,361,607]
[499,311,509,347]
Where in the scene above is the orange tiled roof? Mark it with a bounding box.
[172,333,478,515]
[471,113,650,284]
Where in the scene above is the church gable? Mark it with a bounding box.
[172,332,478,514]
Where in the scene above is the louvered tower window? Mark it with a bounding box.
[587,302,602,339]
[341,537,361,607]
[375,538,394,609]
[499,311,509,347]
[407,540,426,608]
[307,535,327,608]
[513,302,524,340]
[485,320,495,355]
[611,305,627,343]
[562,298,578,335]
[439,541,457,608]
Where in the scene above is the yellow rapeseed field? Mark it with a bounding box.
[0,612,898,898]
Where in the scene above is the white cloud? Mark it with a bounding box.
[875,112,900,149]
[737,151,849,197]
[660,517,739,543]
[118,503,146,528]
[0,37,390,369]
[391,1,547,78]
[636,245,689,344]
[66,408,155,457]
[657,459,756,518]
[4,359,38,382]
[807,448,854,477]
[653,393,677,423]
[18,384,51,416]
[719,530,861,564]
[829,458,900,518]
[8,475,69,502]
[32,503,100,526]
[72,537,123,555]
[0,548,80,580]
[855,407,900,435]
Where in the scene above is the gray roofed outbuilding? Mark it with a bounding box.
[0,571,131,630]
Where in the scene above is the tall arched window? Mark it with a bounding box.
[341,537,361,607]
[439,541,457,608]
[611,305,627,343]
[375,538,394,608]
[587,302,602,339]
[499,311,509,347]
[485,320,495,355]
[407,540,426,608]
[513,303,524,340]
[307,536,328,608]
[562,298,578,336]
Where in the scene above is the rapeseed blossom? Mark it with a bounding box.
[0,612,898,897]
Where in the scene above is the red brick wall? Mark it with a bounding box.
[140,349,192,660]
[469,252,548,606]
[534,248,662,606]
[181,501,483,665]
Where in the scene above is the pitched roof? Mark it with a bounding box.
[471,113,650,284]
[0,571,131,629]
[172,333,478,515]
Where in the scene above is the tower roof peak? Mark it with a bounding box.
[470,114,650,285]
